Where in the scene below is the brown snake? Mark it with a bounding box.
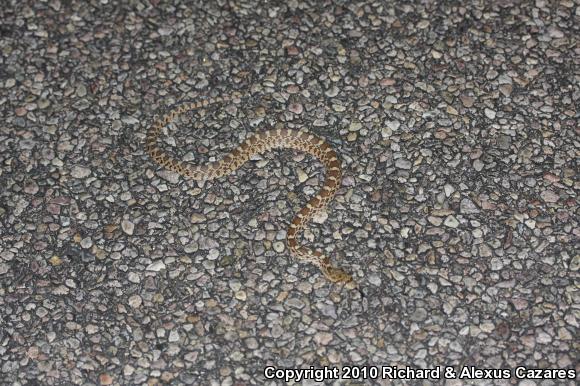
[145,92,357,287]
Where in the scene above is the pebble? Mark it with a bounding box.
[395,158,412,169]
[473,159,485,171]
[234,291,247,301]
[325,86,339,97]
[314,332,333,345]
[272,241,285,253]
[460,198,479,214]
[443,216,460,228]
[121,219,135,235]
[80,237,93,249]
[288,103,303,114]
[410,308,428,322]
[484,108,496,119]
[146,261,166,272]
[99,374,113,385]
[190,213,207,223]
[71,165,91,178]
[24,180,39,194]
[296,168,308,183]
[129,295,143,308]
[540,189,559,203]
[349,121,362,131]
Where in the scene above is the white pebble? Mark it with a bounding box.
[146,260,166,271]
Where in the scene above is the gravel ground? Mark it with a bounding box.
[1,1,578,385]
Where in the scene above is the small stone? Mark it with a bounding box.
[123,365,135,377]
[380,78,396,87]
[428,216,443,226]
[146,261,166,271]
[368,274,381,286]
[347,132,357,141]
[0,251,14,261]
[497,134,511,150]
[386,120,400,131]
[312,210,328,224]
[121,219,134,235]
[49,0,61,11]
[417,19,430,29]
[473,159,484,171]
[99,373,113,385]
[229,280,242,292]
[207,249,219,260]
[286,46,299,56]
[410,308,427,321]
[80,237,93,249]
[234,290,247,301]
[76,83,87,97]
[46,204,61,215]
[314,332,333,345]
[499,84,512,96]
[395,158,412,169]
[547,27,564,38]
[486,69,498,80]
[558,327,572,341]
[168,330,180,342]
[24,180,39,194]
[443,215,459,228]
[296,168,308,183]
[484,108,496,119]
[128,272,140,283]
[460,198,480,214]
[318,303,337,319]
[537,331,552,344]
[190,213,206,224]
[273,241,285,253]
[511,298,528,311]
[157,170,180,184]
[71,165,91,178]
[27,346,40,360]
[49,255,62,266]
[288,103,303,114]
[460,95,475,107]
[325,86,339,98]
[431,50,442,59]
[444,184,455,197]
[38,98,50,109]
[129,295,143,308]
[381,127,392,138]
[490,257,503,270]
[349,121,362,131]
[540,189,559,203]
[479,244,493,257]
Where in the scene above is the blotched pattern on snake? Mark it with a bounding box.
[145,93,355,285]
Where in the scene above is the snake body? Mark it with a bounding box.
[145,93,353,284]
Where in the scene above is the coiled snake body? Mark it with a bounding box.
[146,93,354,285]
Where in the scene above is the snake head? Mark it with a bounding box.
[322,265,353,284]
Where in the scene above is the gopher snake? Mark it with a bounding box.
[145,93,355,286]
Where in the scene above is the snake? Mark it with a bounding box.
[145,92,356,286]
